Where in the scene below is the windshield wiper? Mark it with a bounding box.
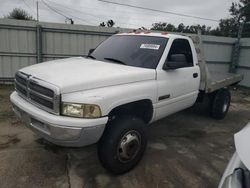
[104,57,126,65]
[85,55,96,59]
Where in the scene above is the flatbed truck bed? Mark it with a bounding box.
[188,32,243,93]
[207,71,243,93]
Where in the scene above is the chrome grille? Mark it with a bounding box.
[15,71,60,114]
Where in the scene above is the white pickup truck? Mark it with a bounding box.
[10,31,243,174]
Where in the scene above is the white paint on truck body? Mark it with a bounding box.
[10,32,234,147]
[20,57,156,94]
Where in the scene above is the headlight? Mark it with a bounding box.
[62,102,101,118]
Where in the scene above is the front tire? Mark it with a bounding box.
[98,116,147,174]
[210,89,231,119]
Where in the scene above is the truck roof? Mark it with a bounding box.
[115,31,190,40]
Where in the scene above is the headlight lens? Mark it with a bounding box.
[62,103,101,118]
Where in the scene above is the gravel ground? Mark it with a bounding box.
[0,85,249,188]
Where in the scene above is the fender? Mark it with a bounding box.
[62,79,157,117]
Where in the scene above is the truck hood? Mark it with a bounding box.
[20,57,156,93]
[234,122,250,170]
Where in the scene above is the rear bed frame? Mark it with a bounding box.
[188,31,243,93]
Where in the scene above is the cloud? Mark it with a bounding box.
[0,0,234,29]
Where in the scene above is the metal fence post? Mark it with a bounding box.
[36,24,42,63]
[230,22,244,73]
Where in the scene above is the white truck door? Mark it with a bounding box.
[155,38,200,120]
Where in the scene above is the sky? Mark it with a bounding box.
[0,0,235,29]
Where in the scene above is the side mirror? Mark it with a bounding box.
[88,48,95,55]
[163,54,187,70]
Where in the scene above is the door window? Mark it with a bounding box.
[166,39,194,67]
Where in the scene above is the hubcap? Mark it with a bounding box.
[117,130,141,163]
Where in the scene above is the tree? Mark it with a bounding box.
[5,8,35,21]
[216,0,250,37]
[107,19,115,27]
[151,22,213,35]
[165,23,175,31]
[230,0,250,22]
[177,23,185,32]
[218,18,238,36]
[151,22,167,31]
[99,22,106,27]
[151,22,178,32]
[99,19,115,27]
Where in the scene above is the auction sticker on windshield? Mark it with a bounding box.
[140,44,160,50]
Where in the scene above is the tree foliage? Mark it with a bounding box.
[151,22,212,35]
[99,22,106,27]
[99,19,115,27]
[5,8,35,21]
[230,0,250,22]
[228,0,250,37]
[107,19,115,27]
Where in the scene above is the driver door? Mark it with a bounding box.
[155,38,200,120]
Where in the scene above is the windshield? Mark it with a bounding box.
[91,35,168,69]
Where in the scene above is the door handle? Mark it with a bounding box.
[159,94,170,101]
[193,73,198,78]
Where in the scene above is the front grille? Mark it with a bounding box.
[15,71,60,114]
[30,93,54,109]
[15,82,27,96]
[15,74,27,86]
[29,81,54,98]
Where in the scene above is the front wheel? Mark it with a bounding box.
[97,116,147,174]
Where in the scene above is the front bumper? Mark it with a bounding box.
[10,92,108,147]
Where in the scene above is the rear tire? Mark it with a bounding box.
[210,89,231,120]
[98,116,147,174]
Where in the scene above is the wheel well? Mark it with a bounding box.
[108,99,153,124]
[196,90,220,103]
